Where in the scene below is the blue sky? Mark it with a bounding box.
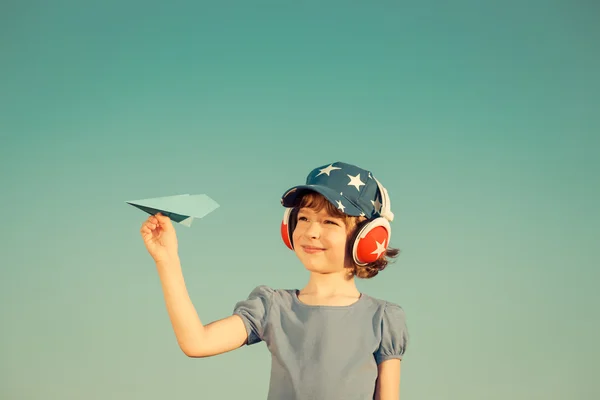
[1,1,598,399]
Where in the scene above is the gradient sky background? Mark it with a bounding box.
[1,1,598,399]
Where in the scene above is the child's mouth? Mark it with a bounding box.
[302,246,325,254]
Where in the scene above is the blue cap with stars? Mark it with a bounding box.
[281,161,395,222]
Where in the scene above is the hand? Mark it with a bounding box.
[140,213,179,264]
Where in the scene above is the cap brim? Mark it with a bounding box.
[281,185,363,217]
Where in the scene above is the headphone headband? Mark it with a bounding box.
[373,177,394,222]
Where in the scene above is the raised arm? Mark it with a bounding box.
[155,256,249,357]
[141,213,248,357]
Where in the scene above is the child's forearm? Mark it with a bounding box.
[155,256,205,355]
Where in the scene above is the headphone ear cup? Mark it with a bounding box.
[352,218,391,266]
[280,208,297,250]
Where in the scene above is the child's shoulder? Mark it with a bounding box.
[360,292,407,317]
[360,291,403,307]
[361,293,409,355]
[239,285,296,305]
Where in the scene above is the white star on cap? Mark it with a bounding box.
[347,173,365,191]
[371,198,382,213]
[336,200,346,212]
[316,164,342,176]
[370,240,386,257]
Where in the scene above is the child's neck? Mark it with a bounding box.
[300,271,360,298]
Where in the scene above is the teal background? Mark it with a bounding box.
[1,1,598,399]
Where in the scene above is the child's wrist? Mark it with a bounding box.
[154,254,181,269]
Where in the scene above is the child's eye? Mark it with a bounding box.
[325,220,338,225]
[298,216,308,221]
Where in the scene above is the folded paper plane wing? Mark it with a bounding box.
[126,194,219,227]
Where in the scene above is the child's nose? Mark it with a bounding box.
[304,222,321,238]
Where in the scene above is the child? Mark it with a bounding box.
[140,161,409,400]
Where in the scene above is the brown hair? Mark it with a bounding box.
[297,192,400,279]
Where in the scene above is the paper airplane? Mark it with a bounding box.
[125,194,219,227]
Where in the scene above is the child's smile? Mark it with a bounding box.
[301,245,326,254]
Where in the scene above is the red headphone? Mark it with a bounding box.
[280,178,394,266]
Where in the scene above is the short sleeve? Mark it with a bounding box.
[374,302,409,364]
[232,285,274,345]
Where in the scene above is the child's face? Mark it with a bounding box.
[292,206,349,274]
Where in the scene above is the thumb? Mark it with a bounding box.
[155,213,174,229]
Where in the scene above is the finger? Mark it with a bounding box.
[141,221,158,233]
[155,213,173,227]
[140,226,152,240]
[142,219,157,229]
[141,229,152,239]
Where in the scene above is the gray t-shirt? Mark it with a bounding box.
[233,285,408,400]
